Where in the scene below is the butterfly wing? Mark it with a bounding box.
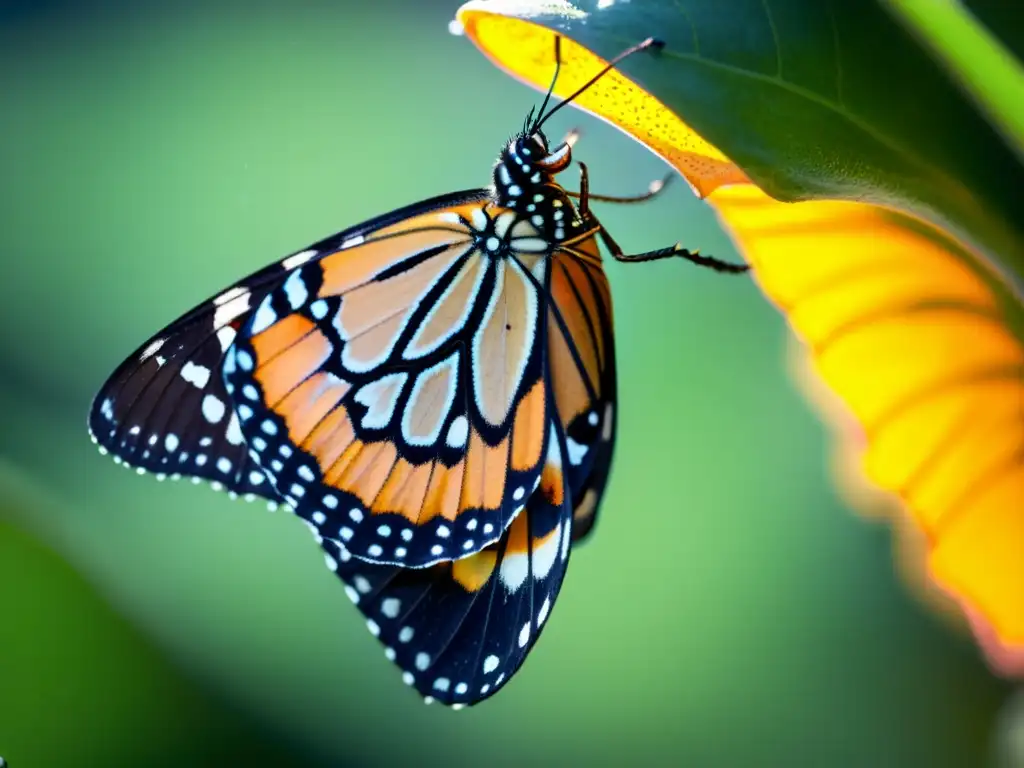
[88,189,491,499]
[89,259,292,497]
[224,203,559,567]
[545,236,618,545]
[312,234,618,706]
[320,402,575,707]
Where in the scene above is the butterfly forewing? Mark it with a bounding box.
[88,190,487,496]
[224,201,559,567]
[88,259,294,497]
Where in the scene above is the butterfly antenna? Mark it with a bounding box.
[530,36,563,134]
[534,36,663,132]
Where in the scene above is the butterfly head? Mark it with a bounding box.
[493,129,573,206]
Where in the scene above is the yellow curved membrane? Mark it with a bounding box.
[458,1,1024,668]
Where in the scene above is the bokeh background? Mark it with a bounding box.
[0,0,1018,765]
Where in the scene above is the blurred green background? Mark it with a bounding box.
[0,0,1017,765]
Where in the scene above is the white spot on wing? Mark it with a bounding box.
[180,361,211,388]
[213,291,251,328]
[470,207,488,232]
[216,326,237,351]
[381,598,401,619]
[250,295,277,334]
[353,372,407,430]
[140,338,165,361]
[281,249,316,270]
[499,552,528,592]
[283,270,308,310]
[310,299,328,319]
[566,437,588,465]
[531,522,561,579]
[446,415,468,449]
[225,412,244,445]
[493,211,516,239]
[538,596,551,625]
[518,621,530,648]
[514,237,549,252]
[213,286,247,306]
[201,394,226,423]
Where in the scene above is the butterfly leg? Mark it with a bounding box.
[569,152,673,206]
[598,225,750,273]
[576,160,592,217]
[566,172,674,205]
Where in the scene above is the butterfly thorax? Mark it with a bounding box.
[490,133,592,248]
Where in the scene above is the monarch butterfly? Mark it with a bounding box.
[89,36,748,707]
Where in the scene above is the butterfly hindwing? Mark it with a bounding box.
[224,202,559,567]
[546,239,618,544]
[321,409,574,707]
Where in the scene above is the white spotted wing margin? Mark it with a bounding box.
[320,444,575,708]
[88,188,492,495]
[88,258,289,497]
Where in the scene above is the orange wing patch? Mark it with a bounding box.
[550,258,603,384]
[460,430,510,512]
[511,379,545,472]
[452,549,499,592]
[539,425,565,508]
[420,460,467,525]
[548,305,592,430]
[303,403,356,472]
[330,440,399,506]
[374,458,433,521]
[276,372,351,447]
[318,228,470,297]
[252,323,333,406]
[251,314,316,365]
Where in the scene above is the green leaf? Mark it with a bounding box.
[885,0,1024,164]
[461,0,1024,289]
